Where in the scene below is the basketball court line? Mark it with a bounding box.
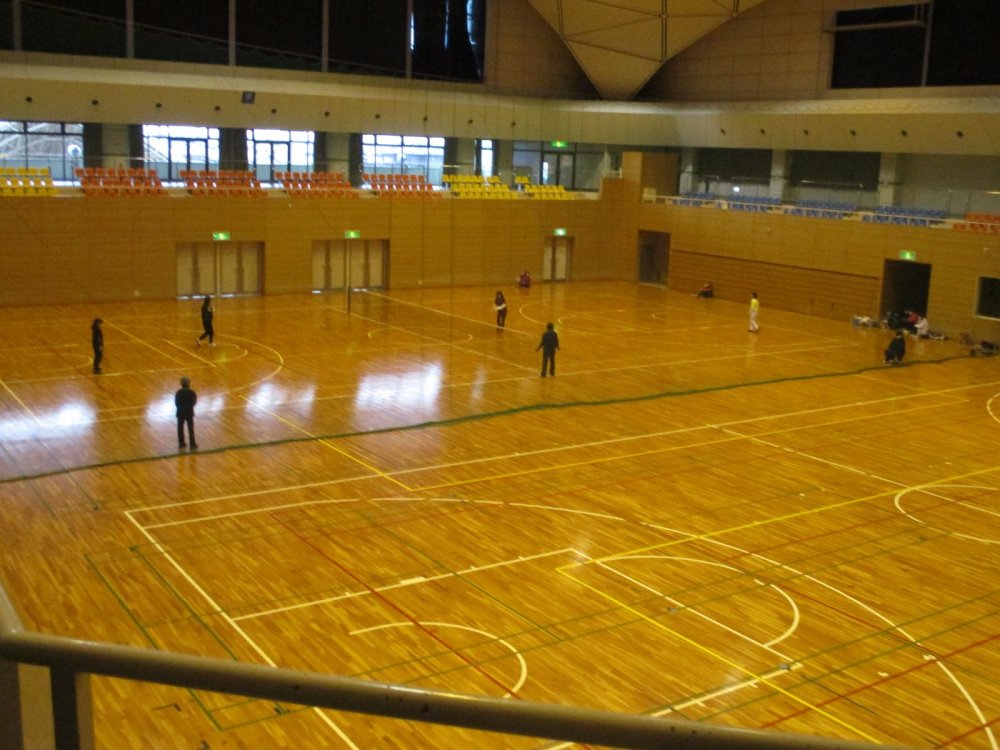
[542,663,806,750]
[232,547,576,622]
[238,392,413,491]
[560,554,881,743]
[123,509,363,748]
[123,378,982,517]
[592,554,798,661]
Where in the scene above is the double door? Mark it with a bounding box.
[312,239,387,291]
[177,241,262,297]
[542,237,571,282]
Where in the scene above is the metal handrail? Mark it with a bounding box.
[0,584,908,750]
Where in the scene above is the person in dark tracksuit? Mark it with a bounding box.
[196,295,214,347]
[175,376,198,449]
[536,322,560,377]
[91,318,104,374]
[494,291,508,328]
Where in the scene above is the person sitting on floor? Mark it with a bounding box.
[884,329,906,366]
[695,281,714,298]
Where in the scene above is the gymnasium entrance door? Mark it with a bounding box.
[312,239,387,292]
[638,230,670,284]
[177,241,263,297]
[881,259,931,317]
[542,237,571,282]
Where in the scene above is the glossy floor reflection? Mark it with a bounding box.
[0,283,997,749]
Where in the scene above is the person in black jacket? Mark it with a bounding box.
[175,376,198,449]
[494,290,508,328]
[91,318,104,374]
[536,322,560,377]
[884,330,906,366]
[196,295,214,347]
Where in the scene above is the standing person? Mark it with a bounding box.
[536,322,560,377]
[175,376,198,449]
[91,318,104,374]
[518,270,531,288]
[748,291,760,332]
[494,290,508,328]
[884,329,906,365]
[196,295,214,347]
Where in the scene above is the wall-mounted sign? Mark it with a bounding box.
[344,230,361,239]
[553,227,567,237]
[899,250,917,261]
[212,231,230,241]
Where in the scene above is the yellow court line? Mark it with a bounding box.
[550,461,1000,740]
[0,378,41,425]
[557,564,882,743]
[104,321,188,366]
[238,395,412,491]
[410,394,968,494]
[561,461,1000,567]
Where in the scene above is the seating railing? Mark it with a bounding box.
[0,583,907,750]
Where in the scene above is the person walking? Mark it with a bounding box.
[196,295,214,347]
[536,322,560,377]
[748,291,760,332]
[91,318,104,374]
[175,376,198,449]
[494,290,508,328]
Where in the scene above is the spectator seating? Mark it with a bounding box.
[444,174,514,198]
[522,183,570,200]
[862,205,946,227]
[75,166,165,196]
[1,166,59,197]
[785,200,857,220]
[729,196,781,213]
[180,169,265,197]
[953,213,1000,233]
[672,192,717,207]
[276,171,357,198]
[363,172,436,197]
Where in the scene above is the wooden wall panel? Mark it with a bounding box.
[635,200,1000,338]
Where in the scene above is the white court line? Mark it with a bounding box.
[715,418,999,750]
[122,510,361,748]
[361,289,536,338]
[592,555,794,661]
[0,378,42,426]
[126,379,985,517]
[231,547,576,622]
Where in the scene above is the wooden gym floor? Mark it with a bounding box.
[0,282,997,749]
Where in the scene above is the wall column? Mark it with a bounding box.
[677,148,697,195]
[769,149,788,202]
[878,153,900,207]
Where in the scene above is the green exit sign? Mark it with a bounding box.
[344,230,361,239]
[553,227,567,237]
[550,140,568,148]
[212,231,230,241]
[899,250,917,261]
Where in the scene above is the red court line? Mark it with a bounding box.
[269,510,523,699]
[759,634,999,733]
[936,713,1000,748]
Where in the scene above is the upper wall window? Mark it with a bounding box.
[248,129,314,182]
[831,1,1000,89]
[143,125,221,181]
[0,121,84,181]
[362,134,445,183]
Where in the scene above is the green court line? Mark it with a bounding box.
[0,352,985,486]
